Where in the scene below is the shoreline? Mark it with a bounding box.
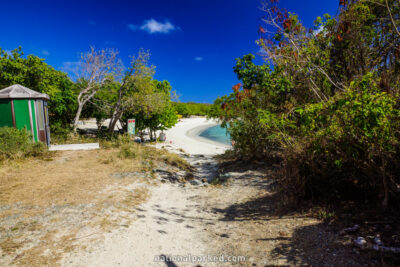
[185,123,231,149]
[156,117,230,156]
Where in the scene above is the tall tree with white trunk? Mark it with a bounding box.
[72,46,122,132]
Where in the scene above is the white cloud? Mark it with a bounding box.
[194,57,203,61]
[141,19,176,34]
[42,50,50,56]
[128,18,179,34]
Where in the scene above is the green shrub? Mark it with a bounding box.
[119,143,140,159]
[228,118,279,159]
[280,74,400,206]
[114,134,140,159]
[0,127,48,161]
[50,121,73,143]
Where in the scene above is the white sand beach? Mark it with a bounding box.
[156,117,230,155]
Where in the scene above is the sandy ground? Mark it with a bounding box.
[61,118,231,267]
[60,118,365,266]
[62,183,213,266]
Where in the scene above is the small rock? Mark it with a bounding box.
[201,178,208,183]
[190,180,201,186]
[176,171,186,177]
[154,167,169,173]
[354,237,367,247]
[223,173,232,178]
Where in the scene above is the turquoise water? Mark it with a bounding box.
[199,125,231,145]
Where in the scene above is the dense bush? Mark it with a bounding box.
[0,127,48,161]
[280,74,400,205]
[209,0,400,208]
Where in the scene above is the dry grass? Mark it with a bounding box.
[0,142,189,266]
[2,151,105,206]
[0,146,159,206]
[157,148,192,171]
[0,238,24,254]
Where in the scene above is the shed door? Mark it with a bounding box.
[36,100,47,143]
[13,99,32,132]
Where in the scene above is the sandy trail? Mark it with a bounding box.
[62,118,230,266]
[62,118,363,266]
[63,183,216,266]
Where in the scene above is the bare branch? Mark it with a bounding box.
[386,0,400,37]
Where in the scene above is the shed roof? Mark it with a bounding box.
[0,84,49,100]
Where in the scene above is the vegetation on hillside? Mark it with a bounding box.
[173,102,212,117]
[209,0,400,209]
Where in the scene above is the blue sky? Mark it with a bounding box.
[0,0,338,103]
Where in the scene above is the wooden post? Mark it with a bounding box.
[10,100,16,128]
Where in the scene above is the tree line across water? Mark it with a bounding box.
[208,0,400,210]
[0,47,210,141]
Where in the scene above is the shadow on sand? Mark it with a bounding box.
[212,191,367,266]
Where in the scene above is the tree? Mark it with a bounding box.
[108,49,159,134]
[121,80,178,140]
[173,102,212,117]
[174,102,190,117]
[80,78,121,130]
[72,46,122,132]
[146,80,178,139]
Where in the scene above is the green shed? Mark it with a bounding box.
[0,84,51,146]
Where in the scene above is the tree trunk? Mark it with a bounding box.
[73,102,84,132]
[108,110,123,134]
[108,114,118,134]
[153,130,158,141]
[140,131,145,142]
[108,85,124,134]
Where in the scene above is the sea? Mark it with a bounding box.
[199,125,231,145]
